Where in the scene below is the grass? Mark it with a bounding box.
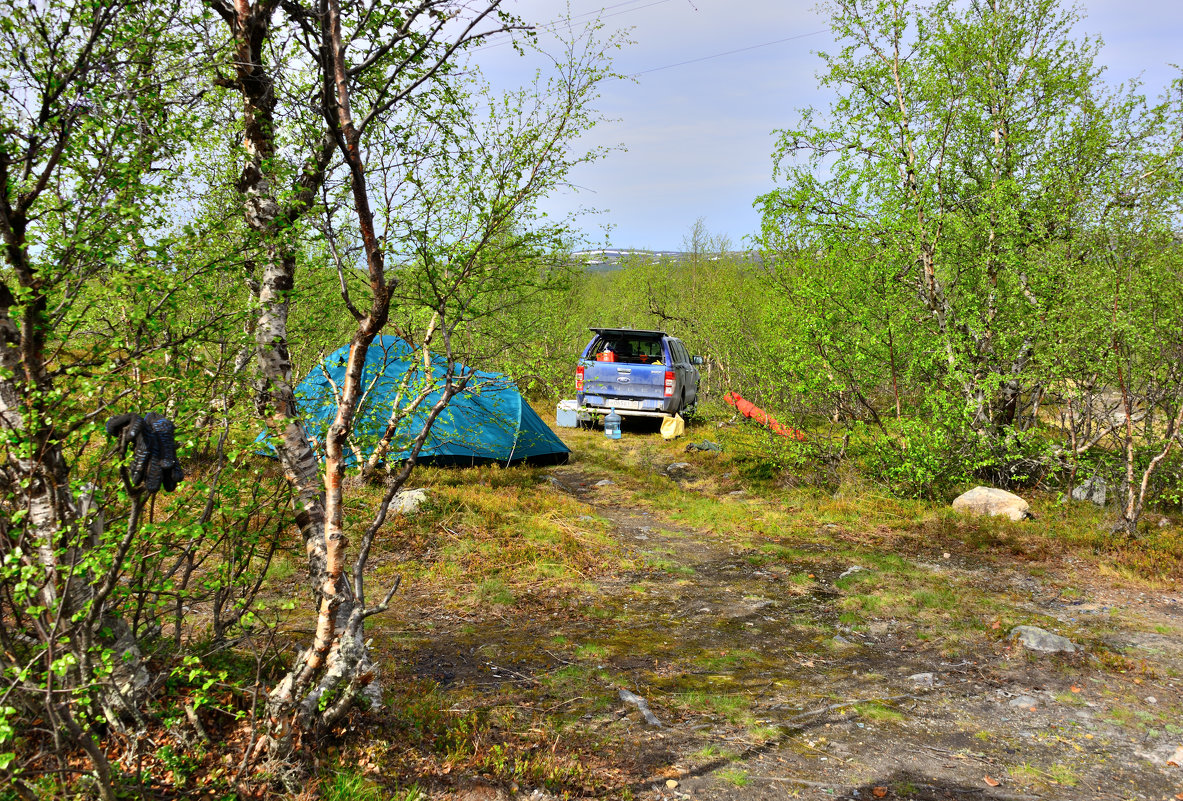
[1046,764,1081,786]
[716,767,750,787]
[827,557,1021,647]
[359,464,632,611]
[471,578,515,606]
[692,744,735,761]
[693,649,761,671]
[320,770,424,801]
[668,690,753,723]
[746,724,782,743]
[644,555,696,575]
[1008,761,1080,788]
[271,410,1183,797]
[574,643,609,660]
[265,552,297,583]
[538,663,610,698]
[854,702,905,723]
[1106,705,1143,729]
[31,400,1183,801]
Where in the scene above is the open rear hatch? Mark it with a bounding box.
[581,330,669,410]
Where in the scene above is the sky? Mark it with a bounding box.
[472,1,1183,251]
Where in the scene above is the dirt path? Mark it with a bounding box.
[386,450,1183,801]
[540,465,1183,801]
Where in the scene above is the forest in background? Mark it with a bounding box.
[488,0,1183,533]
[1,0,1182,798]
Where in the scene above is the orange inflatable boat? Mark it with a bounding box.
[723,392,807,441]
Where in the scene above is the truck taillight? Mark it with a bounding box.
[664,371,675,397]
[576,365,585,392]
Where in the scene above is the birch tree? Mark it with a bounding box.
[758,0,1167,480]
[202,0,622,760]
[0,1,261,795]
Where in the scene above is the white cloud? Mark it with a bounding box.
[475,0,1182,249]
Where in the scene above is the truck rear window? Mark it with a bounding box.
[591,336,665,365]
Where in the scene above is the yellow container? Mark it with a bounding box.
[660,414,685,440]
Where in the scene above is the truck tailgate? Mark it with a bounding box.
[582,362,666,407]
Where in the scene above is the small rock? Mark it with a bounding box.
[838,566,868,580]
[1168,744,1183,766]
[942,552,951,559]
[578,515,597,523]
[909,672,935,687]
[1145,696,1157,704]
[520,789,557,801]
[594,479,614,487]
[1159,516,1171,529]
[830,635,858,648]
[951,486,1032,522]
[1141,742,1183,767]
[726,490,746,497]
[665,779,679,789]
[1008,695,1039,709]
[1010,625,1078,654]
[391,488,428,515]
[665,462,692,479]
[1071,477,1107,506]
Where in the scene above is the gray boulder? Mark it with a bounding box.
[391,488,428,515]
[1010,625,1078,654]
[951,486,1031,522]
[1072,477,1106,506]
[666,462,692,479]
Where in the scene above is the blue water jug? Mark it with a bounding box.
[604,408,622,440]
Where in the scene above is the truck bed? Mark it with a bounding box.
[575,328,698,418]
[580,360,673,416]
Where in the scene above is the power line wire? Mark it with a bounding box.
[474,0,673,52]
[631,28,829,76]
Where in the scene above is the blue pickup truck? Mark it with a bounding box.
[575,328,702,418]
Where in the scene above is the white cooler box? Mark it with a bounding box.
[555,399,581,428]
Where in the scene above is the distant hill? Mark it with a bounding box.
[571,248,757,272]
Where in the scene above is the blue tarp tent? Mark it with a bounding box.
[269,336,569,467]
